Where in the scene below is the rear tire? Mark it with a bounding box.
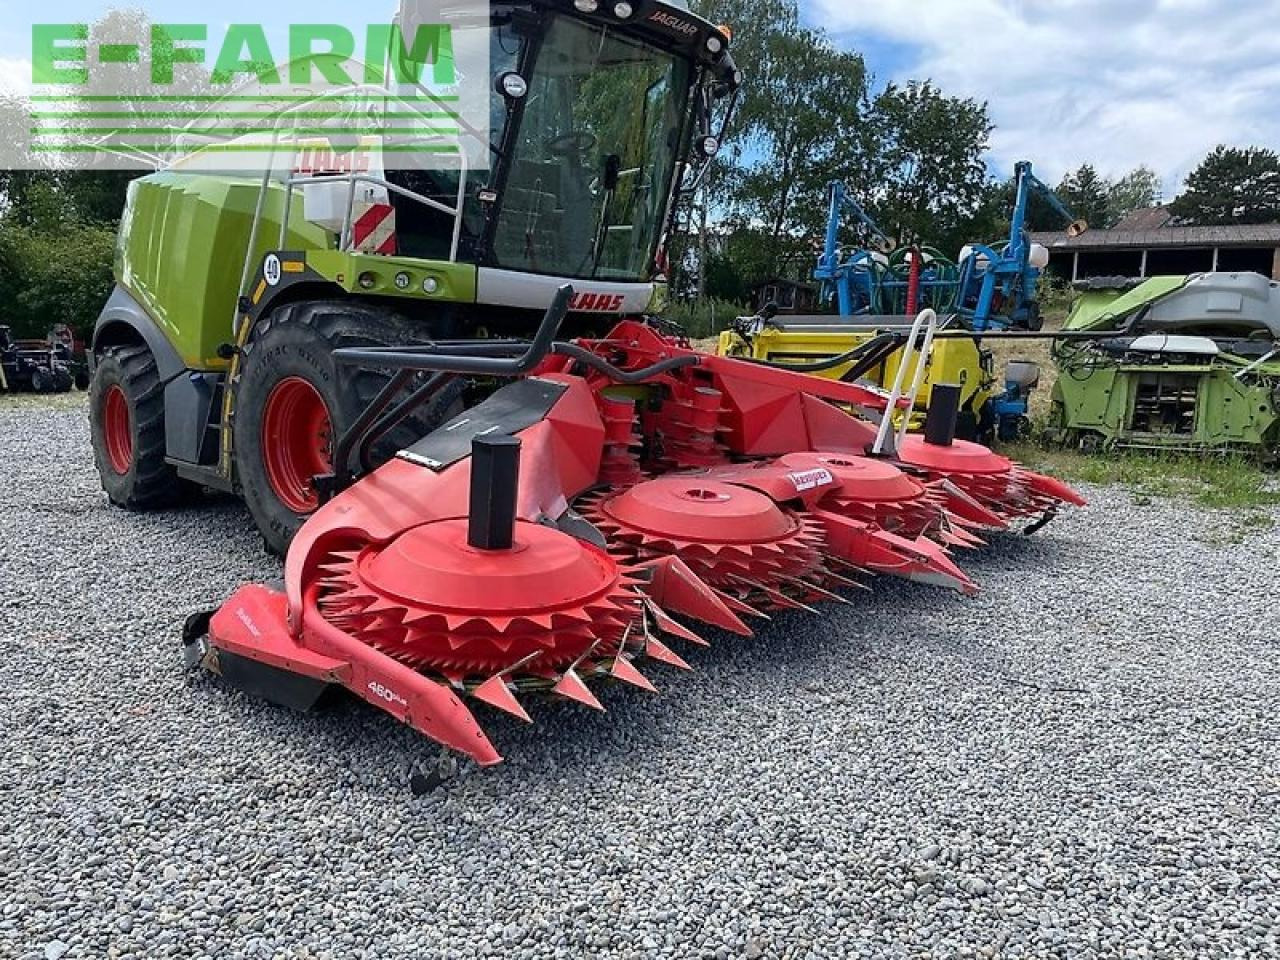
[89,345,183,509]
[233,300,464,557]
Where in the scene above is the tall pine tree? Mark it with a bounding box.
[1170,146,1280,225]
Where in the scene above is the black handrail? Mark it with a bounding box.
[333,285,574,376]
[316,286,715,501]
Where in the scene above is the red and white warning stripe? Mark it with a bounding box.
[351,203,398,256]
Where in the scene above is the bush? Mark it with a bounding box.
[1038,273,1079,322]
[662,297,753,341]
[0,222,116,340]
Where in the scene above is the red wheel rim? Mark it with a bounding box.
[102,384,133,475]
[261,377,333,515]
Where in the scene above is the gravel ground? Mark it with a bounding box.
[1,395,1278,960]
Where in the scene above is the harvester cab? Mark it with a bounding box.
[89,0,741,554]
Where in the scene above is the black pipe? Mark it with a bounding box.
[840,336,909,384]
[327,369,414,495]
[931,329,1139,341]
[469,434,522,551]
[739,332,907,375]
[333,285,574,376]
[925,384,962,448]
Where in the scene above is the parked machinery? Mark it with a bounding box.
[721,162,1086,443]
[81,0,1084,765]
[1048,273,1280,458]
[954,161,1088,333]
[0,325,87,394]
[813,181,961,317]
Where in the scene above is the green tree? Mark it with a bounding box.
[0,225,118,338]
[0,8,220,339]
[1056,164,1111,230]
[680,1,865,290]
[1107,165,1162,226]
[733,31,867,265]
[1169,145,1280,225]
[848,81,994,257]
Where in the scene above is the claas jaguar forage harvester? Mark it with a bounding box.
[83,0,1084,765]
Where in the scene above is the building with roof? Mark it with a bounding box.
[1031,207,1280,282]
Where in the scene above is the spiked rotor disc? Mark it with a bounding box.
[779,452,926,502]
[780,451,961,543]
[894,435,1013,476]
[316,520,642,676]
[584,477,826,589]
[893,436,1087,521]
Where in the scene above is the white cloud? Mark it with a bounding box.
[810,0,1280,195]
[0,57,30,96]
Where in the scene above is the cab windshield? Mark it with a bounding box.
[494,17,691,281]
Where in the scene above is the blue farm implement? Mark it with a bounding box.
[723,162,1088,442]
[954,161,1089,333]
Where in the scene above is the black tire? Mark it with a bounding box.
[233,300,464,556]
[31,366,52,393]
[89,345,184,509]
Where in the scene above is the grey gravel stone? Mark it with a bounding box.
[2,395,1279,960]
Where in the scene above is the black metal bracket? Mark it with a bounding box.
[313,284,708,502]
[924,384,963,448]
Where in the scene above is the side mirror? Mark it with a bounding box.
[603,155,622,192]
[714,52,742,98]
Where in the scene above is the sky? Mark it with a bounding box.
[2,0,1279,195]
[808,0,1280,196]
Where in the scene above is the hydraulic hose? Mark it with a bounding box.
[738,332,907,375]
[551,343,702,384]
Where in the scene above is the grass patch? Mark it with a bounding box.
[1005,442,1280,515]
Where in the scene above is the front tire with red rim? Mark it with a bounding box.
[260,377,333,515]
[232,300,465,557]
[89,345,182,509]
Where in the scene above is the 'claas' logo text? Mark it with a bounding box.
[570,293,627,313]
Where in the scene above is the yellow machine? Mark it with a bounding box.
[718,316,1000,440]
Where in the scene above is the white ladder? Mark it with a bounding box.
[872,309,940,457]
